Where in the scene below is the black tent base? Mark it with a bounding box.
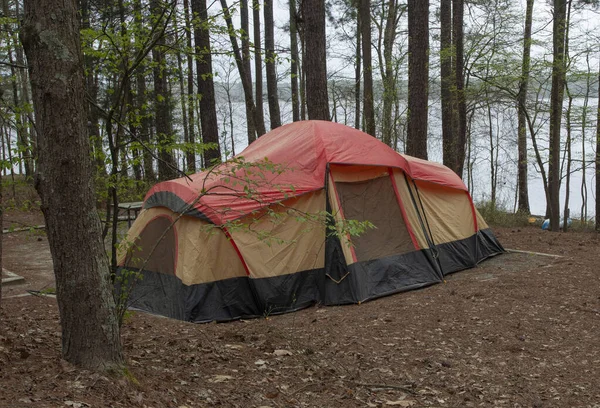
[116,228,504,323]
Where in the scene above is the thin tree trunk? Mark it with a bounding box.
[192,0,222,166]
[580,53,591,223]
[302,0,330,121]
[381,0,398,146]
[132,0,155,180]
[563,85,572,231]
[452,0,466,177]
[289,0,300,122]
[173,11,190,172]
[22,0,124,369]
[183,0,197,172]
[240,0,257,142]
[264,0,281,129]
[406,0,428,158]
[220,0,266,139]
[517,0,534,214]
[596,55,600,231]
[354,8,361,130]
[150,0,177,180]
[548,0,567,231]
[254,0,266,127]
[360,0,374,135]
[440,0,454,170]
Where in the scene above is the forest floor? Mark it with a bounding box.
[2,207,600,407]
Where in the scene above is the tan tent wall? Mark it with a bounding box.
[413,181,476,245]
[118,207,247,286]
[391,170,429,249]
[475,207,489,229]
[231,190,327,278]
[327,176,357,265]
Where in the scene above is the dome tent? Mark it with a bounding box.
[117,120,504,322]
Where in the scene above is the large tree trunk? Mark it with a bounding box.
[452,0,466,177]
[360,0,375,135]
[517,0,534,214]
[21,0,124,369]
[289,0,300,122]
[440,0,454,170]
[192,0,222,166]
[302,0,330,121]
[264,0,281,129]
[406,0,428,158]
[548,0,567,231]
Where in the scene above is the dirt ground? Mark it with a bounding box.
[1,218,600,407]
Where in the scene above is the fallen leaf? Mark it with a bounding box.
[273,349,292,356]
[385,400,415,406]
[255,359,267,365]
[208,375,234,383]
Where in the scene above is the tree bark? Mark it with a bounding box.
[360,0,375,135]
[192,0,222,166]
[452,0,466,177]
[440,0,454,170]
[240,0,257,142]
[596,56,600,231]
[220,0,266,140]
[21,0,124,369]
[548,0,567,231]
[406,0,428,158]
[183,0,197,172]
[254,0,267,126]
[302,0,330,121]
[517,0,534,214]
[381,0,399,146]
[150,0,177,180]
[264,0,281,129]
[289,0,300,122]
[354,7,361,130]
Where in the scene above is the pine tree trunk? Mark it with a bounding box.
[173,11,190,173]
[406,0,428,158]
[302,0,330,121]
[183,0,197,172]
[440,0,453,170]
[220,0,266,139]
[240,0,257,142]
[264,0,281,129]
[517,0,533,214]
[360,0,375,134]
[21,0,124,369]
[548,0,567,231]
[381,0,398,146]
[289,0,300,122]
[150,0,176,180]
[354,7,361,130]
[254,0,267,126]
[452,0,466,178]
[192,0,222,166]
[596,55,600,231]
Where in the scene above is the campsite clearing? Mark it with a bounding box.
[1,225,599,407]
